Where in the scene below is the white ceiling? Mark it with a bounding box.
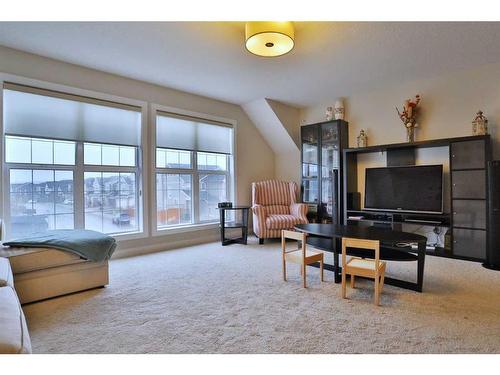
[1,22,500,107]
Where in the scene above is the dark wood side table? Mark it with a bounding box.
[218,206,250,246]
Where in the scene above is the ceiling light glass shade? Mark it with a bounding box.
[245,22,294,57]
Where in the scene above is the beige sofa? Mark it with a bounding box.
[0,257,32,354]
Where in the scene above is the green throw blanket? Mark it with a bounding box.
[3,230,116,262]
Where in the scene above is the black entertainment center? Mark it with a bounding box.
[342,135,492,263]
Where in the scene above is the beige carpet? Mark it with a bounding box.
[23,240,500,353]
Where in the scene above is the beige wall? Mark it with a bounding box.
[0,46,275,255]
[266,99,301,147]
[274,152,301,185]
[266,99,301,185]
[301,62,500,157]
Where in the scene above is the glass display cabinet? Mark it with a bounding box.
[300,119,348,223]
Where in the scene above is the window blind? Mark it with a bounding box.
[156,111,233,154]
[3,83,142,146]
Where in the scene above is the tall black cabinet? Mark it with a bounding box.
[300,120,349,223]
[450,138,491,260]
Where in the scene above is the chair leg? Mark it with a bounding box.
[282,258,287,281]
[380,272,385,293]
[350,275,356,289]
[320,260,324,282]
[303,264,307,288]
[374,274,380,306]
[341,270,347,298]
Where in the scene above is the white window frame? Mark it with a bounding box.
[0,73,148,241]
[151,104,237,235]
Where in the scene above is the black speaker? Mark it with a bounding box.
[347,192,361,211]
[485,160,500,270]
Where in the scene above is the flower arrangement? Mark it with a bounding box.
[396,94,421,142]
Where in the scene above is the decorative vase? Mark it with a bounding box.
[472,110,488,135]
[325,106,333,121]
[334,100,344,120]
[406,124,416,143]
[357,129,368,147]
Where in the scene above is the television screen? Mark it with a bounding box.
[364,165,443,213]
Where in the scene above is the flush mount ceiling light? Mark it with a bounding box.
[245,22,294,57]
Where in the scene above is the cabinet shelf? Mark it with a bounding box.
[220,222,246,229]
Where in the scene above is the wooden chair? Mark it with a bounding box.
[341,237,386,305]
[281,230,324,288]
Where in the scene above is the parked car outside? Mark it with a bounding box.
[112,213,130,226]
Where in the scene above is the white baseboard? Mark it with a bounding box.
[112,232,221,259]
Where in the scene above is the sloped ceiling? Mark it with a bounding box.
[242,98,299,155]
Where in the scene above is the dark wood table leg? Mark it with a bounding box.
[334,237,341,283]
[242,208,249,245]
[219,209,226,245]
[417,240,426,292]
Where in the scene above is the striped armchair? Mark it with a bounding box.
[252,180,308,244]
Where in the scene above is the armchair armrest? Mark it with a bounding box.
[290,203,308,221]
[252,204,267,239]
[252,204,267,218]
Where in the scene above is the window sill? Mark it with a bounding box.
[111,230,148,242]
[154,222,219,236]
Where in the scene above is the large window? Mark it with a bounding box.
[155,112,233,229]
[2,83,237,238]
[3,83,142,239]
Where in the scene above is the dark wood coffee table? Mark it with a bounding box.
[294,223,428,292]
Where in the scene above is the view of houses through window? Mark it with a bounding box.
[84,172,137,233]
[199,174,227,221]
[9,168,74,238]
[156,173,192,226]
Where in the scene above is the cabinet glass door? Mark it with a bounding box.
[320,122,339,222]
[321,143,339,177]
[301,125,319,205]
[321,177,333,215]
[302,179,319,203]
[302,159,318,178]
[321,170,338,221]
[302,126,319,178]
[321,122,338,144]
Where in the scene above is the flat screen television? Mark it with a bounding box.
[364,165,443,214]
